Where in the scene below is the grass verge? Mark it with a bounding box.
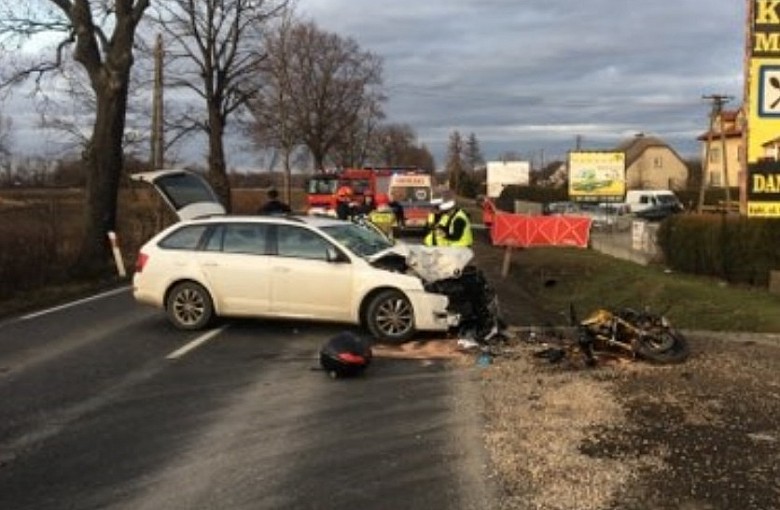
[490,244,780,333]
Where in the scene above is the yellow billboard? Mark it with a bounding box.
[747,1,780,217]
[747,58,780,161]
[568,151,626,200]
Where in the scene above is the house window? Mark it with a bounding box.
[653,156,663,168]
[709,147,721,163]
[710,171,722,186]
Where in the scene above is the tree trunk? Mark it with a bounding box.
[72,83,128,278]
[311,146,326,171]
[207,105,232,211]
[283,149,292,206]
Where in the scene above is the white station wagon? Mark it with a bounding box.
[131,170,466,342]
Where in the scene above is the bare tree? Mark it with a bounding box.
[328,97,385,169]
[446,130,465,192]
[0,1,150,276]
[367,123,434,171]
[147,0,288,210]
[0,110,11,157]
[464,132,484,172]
[4,40,153,169]
[247,14,299,205]
[0,111,12,184]
[250,20,384,172]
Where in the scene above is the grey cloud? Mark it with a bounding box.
[2,1,745,169]
[298,0,744,163]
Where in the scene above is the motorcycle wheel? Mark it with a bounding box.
[635,328,690,364]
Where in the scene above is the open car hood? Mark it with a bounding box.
[130,169,225,221]
[368,244,474,283]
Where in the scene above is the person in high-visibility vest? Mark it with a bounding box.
[433,198,473,247]
[423,198,444,246]
[368,193,397,238]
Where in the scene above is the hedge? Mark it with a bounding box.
[657,214,780,286]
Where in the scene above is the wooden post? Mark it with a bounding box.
[770,270,780,295]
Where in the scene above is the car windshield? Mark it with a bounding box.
[341,178,372,195]
[321,223,394,257]
[307,177,339,194]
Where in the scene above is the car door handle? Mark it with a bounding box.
[202,261,219,267]
[274,267,290,273]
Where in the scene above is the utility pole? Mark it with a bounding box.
[700,94,734,212]
[741,0,754,215]
[150,33,164,170]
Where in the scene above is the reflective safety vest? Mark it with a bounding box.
[423,211,443,246]
[436,208,473,247]
[368,207,397,238]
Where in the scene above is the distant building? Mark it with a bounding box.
[614,133,688,191]
[761,135,780,160]
[696,108,744,188]
[541,161,568,188]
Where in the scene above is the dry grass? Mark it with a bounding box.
[0,185,298,314]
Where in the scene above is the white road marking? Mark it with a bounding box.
[166,325,228,360]
[20,286,131,320]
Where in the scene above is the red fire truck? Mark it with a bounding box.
[305,167,437,232]
[306,168,391,215]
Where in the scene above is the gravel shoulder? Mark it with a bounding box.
[469,235,780,510]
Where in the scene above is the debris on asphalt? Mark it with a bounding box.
[456,337,481,352]
[371,338,470,360]
[476,352,493,367]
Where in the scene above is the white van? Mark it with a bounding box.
[624,190,684,220]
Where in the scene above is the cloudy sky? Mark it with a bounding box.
[2,1,746,170]
[295,0,746,167]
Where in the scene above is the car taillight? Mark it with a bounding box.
[135,252,149,273]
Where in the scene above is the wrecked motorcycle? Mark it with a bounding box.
[572,305,690,364]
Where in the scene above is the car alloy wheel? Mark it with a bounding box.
[366,289,415,342]
[166,282,214,330]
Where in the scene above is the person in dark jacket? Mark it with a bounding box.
[258,188,292,215]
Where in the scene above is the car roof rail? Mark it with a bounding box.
[269,214,306,223]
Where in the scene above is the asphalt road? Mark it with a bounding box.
[0,289,497,510]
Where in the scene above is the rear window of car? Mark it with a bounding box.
[159,225,209,250]
[153,172,220,209]
[217,223,272,255]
